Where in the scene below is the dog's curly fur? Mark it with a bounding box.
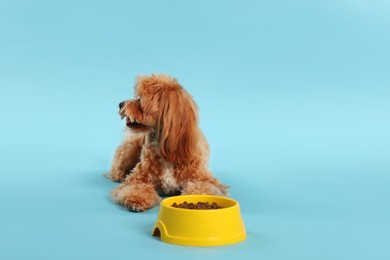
[106,74,228,211]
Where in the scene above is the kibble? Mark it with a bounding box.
[171,201,223,209]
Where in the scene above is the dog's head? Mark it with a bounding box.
[119,74,199,164]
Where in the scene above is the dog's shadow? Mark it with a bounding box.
[80,171,128,211]
[81,171,116,191]
[81,171,167,241]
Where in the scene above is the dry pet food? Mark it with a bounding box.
[171,201,223,209]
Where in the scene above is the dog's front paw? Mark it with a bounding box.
[123,194,157,212]
[111,184,161,212]
[105,170,128,183]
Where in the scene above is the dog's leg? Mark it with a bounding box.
[111,182,161,212]
[181,178,229,197]
[110,166,161,211]
[106,133,145,182]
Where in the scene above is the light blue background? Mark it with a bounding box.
[1,0,389,259]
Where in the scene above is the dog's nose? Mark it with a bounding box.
[119,101,125,109]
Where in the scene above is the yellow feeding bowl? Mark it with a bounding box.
[152,195,246,246]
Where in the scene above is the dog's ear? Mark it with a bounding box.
[157,89,198,164]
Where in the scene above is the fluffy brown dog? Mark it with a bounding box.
[106,74,228,211]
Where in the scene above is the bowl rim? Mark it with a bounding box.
[161,194,238,211]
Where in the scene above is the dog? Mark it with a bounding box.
[106,74,228,211]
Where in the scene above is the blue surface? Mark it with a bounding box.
[1,0,389,259]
